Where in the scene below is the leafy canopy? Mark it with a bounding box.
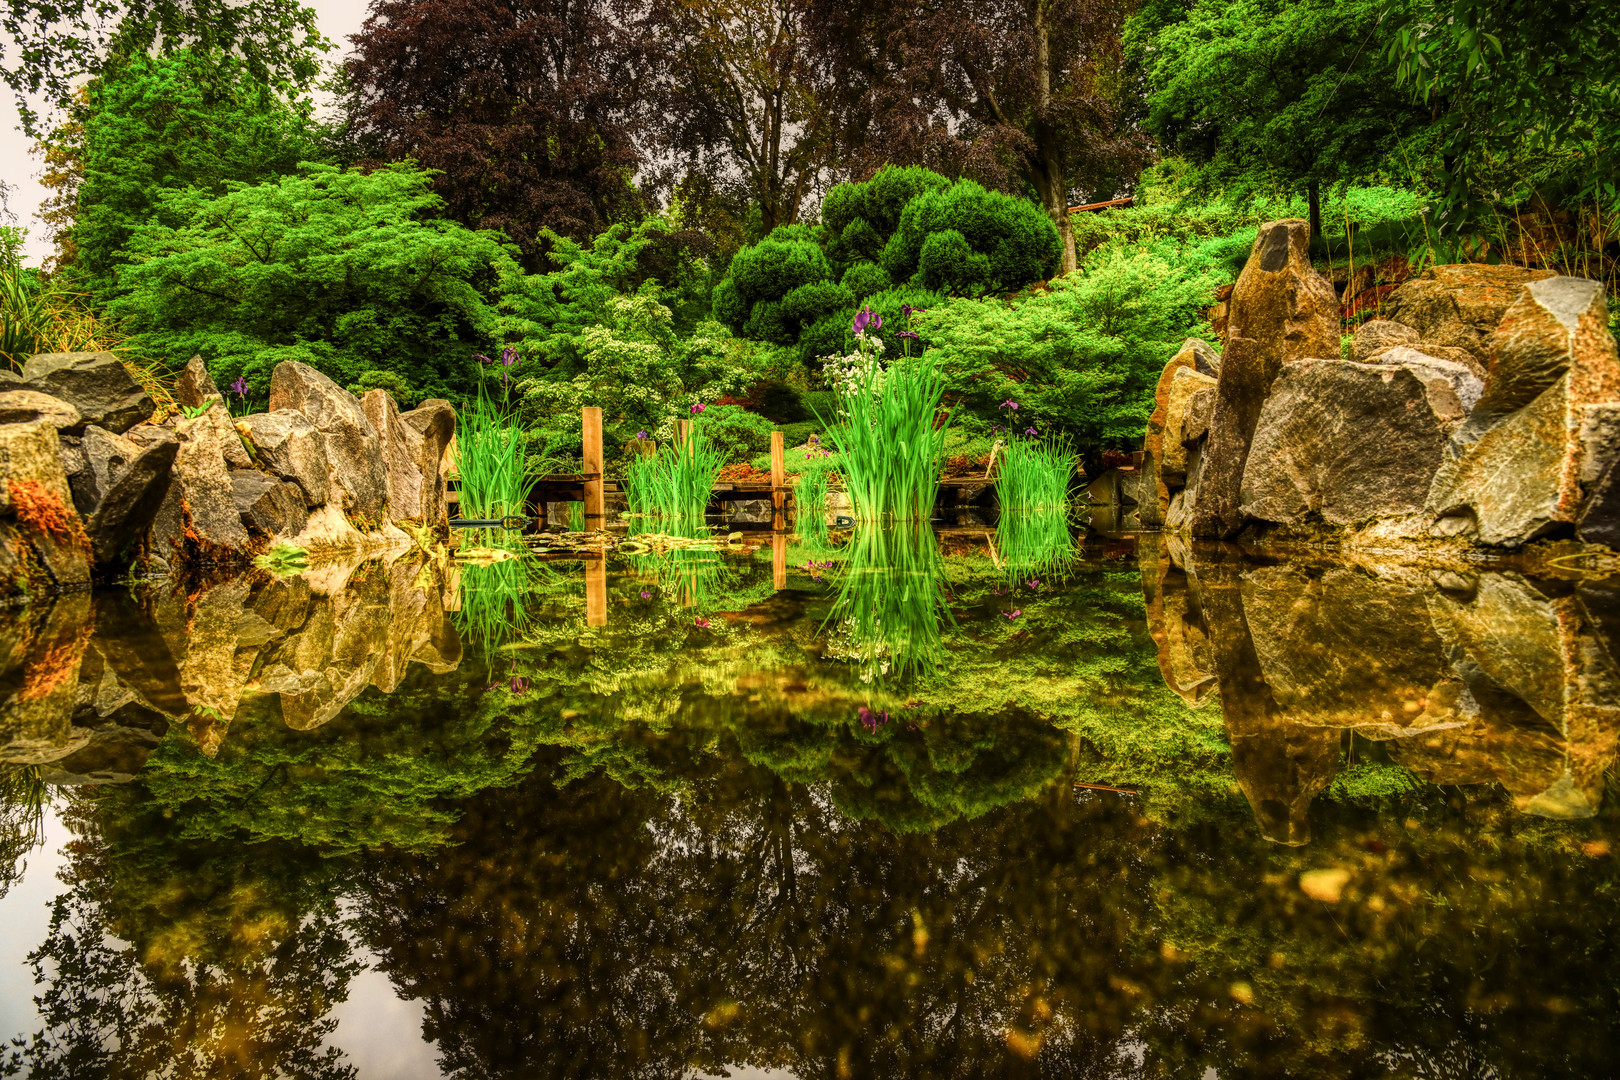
[111,162,518,405]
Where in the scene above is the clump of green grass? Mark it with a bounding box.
[815,354,950,522]
[253,542,310,576]
[994,438,1073,512]
[623,415,726,519]
[457,366,547,529]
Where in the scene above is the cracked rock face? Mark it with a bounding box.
[1427,277,1620,545]
[267,362,388,520]
[1191,219,1341,539]
[21,352,154,434]
[1240,355,1482,527]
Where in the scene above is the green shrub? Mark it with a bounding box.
[777,421,818,446]
[841,261,891,302]
[824,165,951,272]
[699,403,776,462]
[920,239,1223,453]
[883,180,1060,296]
[749,380,808,422]
[801,390,839,421]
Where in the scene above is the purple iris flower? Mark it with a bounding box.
[501,346,518,367]
[694,616,710,628]
[476,354,493,364]
[690,402,706,415]
[1025,426,1037,436]
[229,375,248,397]
[1027,578,1040,589]
[636,430,649,439]
[1000,399,1019,410]
[896,330,919,339]
[901,304,913,318]
[858,706,890,732]
[852,306,882,335]
[640,589,651,598]
[510,676,531,693]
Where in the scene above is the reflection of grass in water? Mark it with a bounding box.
[828,525,952,684]
[567,501,585,532]
[0,763,47,900]
[995,509,1077,584]
[456,540,553,669]
[623,519,727,610]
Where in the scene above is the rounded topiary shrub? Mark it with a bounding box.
[841,260,891,303]
[823,165,950,273]
[700,403,776,462]
[882,180,1060,296]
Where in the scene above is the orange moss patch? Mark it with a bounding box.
[7,479,88,550]
[19,626,90,701]
[717,462,773,482]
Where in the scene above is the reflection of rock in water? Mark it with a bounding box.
[0,555,461,777]
[1144,543,1620,839]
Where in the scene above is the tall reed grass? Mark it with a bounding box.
[995,508,1076,584]
[457,378,543,527]
[994,438,1073,512]
[815,354,950,522]
[623,419,725,519]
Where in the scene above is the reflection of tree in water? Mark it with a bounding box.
[348,758,1620,1080]
[0,763,46,901]
[3,788,361,1080]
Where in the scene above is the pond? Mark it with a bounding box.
[0,523,1617,1078]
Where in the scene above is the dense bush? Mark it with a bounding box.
[697,403,776,462]
[713,224,847,350]
[921,239,1224,453]
[55,48,328,292]
[882,180,1061,296]
[112,162,515,406]
[822,165,950,278]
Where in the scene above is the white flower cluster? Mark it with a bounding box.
[820,334,887,398]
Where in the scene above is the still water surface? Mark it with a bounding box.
[0,526,1617,1077]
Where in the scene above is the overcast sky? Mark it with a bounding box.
[0,1,371,266]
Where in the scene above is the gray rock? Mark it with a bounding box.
[230,469,309,537]
[1181,386,1215,447]
[1384,263,1555,363]
[400,398,456,527]
[1426,277,1620,545]
[0,369,20,385]
[70,425,138,516]
[173,354,224,409]
[361,389,426,522]
[161,405,252,559]
[0,389,83,431]
[21,351,154,434]
[1579,404,1620,485]
[1578,458,1620,548]
[1349,318,1420,362]
[267,362,387,520]
[85,428,178,570]
[238,409,331,505]
[1242,357,1482,528]
[1190,220,1341,538]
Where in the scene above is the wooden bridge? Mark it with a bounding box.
[452,406,995,526]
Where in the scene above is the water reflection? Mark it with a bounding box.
[0,537,1618,1077]
[1140,534,1620,842]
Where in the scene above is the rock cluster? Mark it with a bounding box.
[1140,536,1620,840]
[0,353,456,594]
[0,554,461,776]
[1118,219,1620,552]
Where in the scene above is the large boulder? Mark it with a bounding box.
[0,419,91,588]
[173,354,224,410]
[0,389,82,431]
[238,409,331,505]
[1161,365,1219,484]
[362,389,427,523]
[229,469,309,538]
[153,405,253,561]
[1240,355,1483,527]
[401,398,456,527]
[21,352,154,434]
[1383,263,1555,363]
[68,425,138,514]
[1427,277,1620,545]
[1190,220,1340,538]
[1139,339,1220,526]
[267,362,387,521]
[80,429,177,571]
[1578,458,1620,547]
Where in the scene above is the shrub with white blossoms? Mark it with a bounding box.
[820,333,887,398]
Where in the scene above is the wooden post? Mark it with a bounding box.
[585,557,607,627]
[675,419,691,449]
[770,430,786,529]
[773,531,787,590]
[582,406,604,521]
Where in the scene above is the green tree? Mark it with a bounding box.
[1127,0,1441,236]
[110,162,518,406]
[44,48,329,290]
[882,177,1062,295]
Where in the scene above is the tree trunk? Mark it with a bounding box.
[1032,1,1077,275]
[1307,179,1321,240]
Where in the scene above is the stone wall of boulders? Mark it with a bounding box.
[1105,218,1620,554]
[0,353,455,597]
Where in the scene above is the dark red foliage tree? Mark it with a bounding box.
[807,0,1148,273]
[345,0,658,261]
